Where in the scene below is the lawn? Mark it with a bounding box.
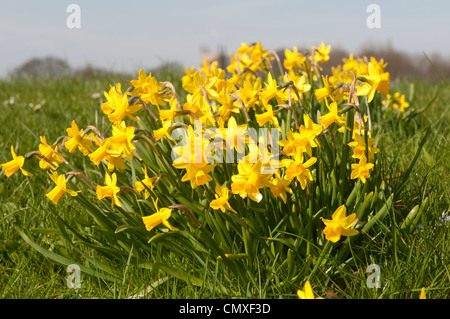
[0,50,449,300]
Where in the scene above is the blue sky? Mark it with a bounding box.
[1,0,449,77]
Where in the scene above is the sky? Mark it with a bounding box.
[1,0,450,77]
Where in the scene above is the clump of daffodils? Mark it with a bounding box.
[2,41,402,242]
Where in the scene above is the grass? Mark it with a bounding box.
[0,72,449,299]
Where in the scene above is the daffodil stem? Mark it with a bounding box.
[66,171,96,190]
[86,125,105,141]
[137,97,159,122]
[309,240,332,280]
[268,50,283,77]
[199,85,217,125]
[169,204,202,228]
[277,104,299,130]
[161,81,182,108]
[227,93,250,122]
[338,108,354,204]
[24,151,58,170]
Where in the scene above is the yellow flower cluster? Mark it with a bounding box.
[2,41,395,239]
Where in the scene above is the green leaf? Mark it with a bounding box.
[17,228,117,282]
[115,224,140,234]
[396,127,431,196]
[362,193,394,233]
[154,262,203,287]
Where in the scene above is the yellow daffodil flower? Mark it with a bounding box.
[231,160,273,202]
[65,120,94,155]
[286,71,312,103]
[320,205,359,243]
[96,172,121,208]
[318,100,347,129]
[350,156,374,184]
[383,92,409,112]
[357,62,390,103]
[348,133,379,162]
[153,119,173,141]
[419,287,427,299]
[312,42,331,64]
[255,104,281,130]
[131,69,165,107]
[102,83,142,122]
[46,171,80,205]
[142,198,178,232]
[158,97,179,122]
[284,46,306,71]
[258,72,287,108]
[297,281,324,299]
[210,183,237,213]
[135,166,158,199]
[225,116,249,155]
[89,137,116,166]
[1,145,33,177]
[38,136,65,170]
[269,171,293,204]
[110,121,135,160]
[282,151,317,190]
[314,75,345,102]
[235,78,262,110]
[172,126,216,189]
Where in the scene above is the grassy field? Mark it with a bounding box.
[0,70,449,299]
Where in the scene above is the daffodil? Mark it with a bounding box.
[419,287,427,299]
[235,78,262,110]
[258,72,287,108]
[357,62,390,103]
[102,83,142,122]
[318,100,347,129]
[88,137,116,166]
[231,160,274,201]
[38,136,65,170]
[348,133,379,162]
[1,145,33,177]
[131,69,165,107]
[46,172,80,205]
[280,114,322,157]
[312,42,331,64]
[65,120,94,155]
[135,166,158,199]
[286,71,312,103]
[342,53,361,73]
[172,126,216,189]
[96,173,121,208]
[110,121,135,160]
[153,119,173,141]
[158,97,179,122]
[282,151,317,190]
[210,183,237,213]
[216,89,241,119]
[255,104,281,130]
[320,205,359,243]
[350,156,374,184]
[284,46,306,71]
[297,281,324,299]
[182,71,219,101]
[225,116,249,155]
[280,129,314,158]
[314,75,344,102]
[302,114,323,144]
[104,154,126,172]
[269,171,293,204]
[232,41,273,74]
[142,198,178,232]
[383,92,409,112]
